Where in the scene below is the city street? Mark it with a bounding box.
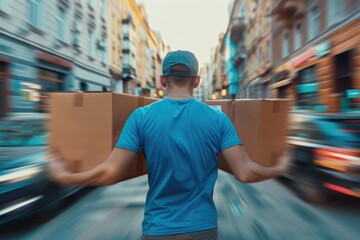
[1,171,359,240]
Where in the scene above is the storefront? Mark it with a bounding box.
[270,68,296,102]
[296,66,318,110]
[110,67,123,93]
[0,58,10,116]
[271,18,360,112]
[35,51,71,112]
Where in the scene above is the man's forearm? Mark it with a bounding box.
[244,160,283,183]
[57,164,108,185]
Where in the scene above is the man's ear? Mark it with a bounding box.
[194,76,201,88]
[160,75,167,88]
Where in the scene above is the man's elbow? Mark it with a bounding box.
[90,166,121,186]
[234,171,250,183]
[234,170,259,183]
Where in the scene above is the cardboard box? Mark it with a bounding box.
[205,100,234,119]
[205,100,235,173]
[141,96,159,106]
[49,92,158,180]
[233,99,289,167]
[205,99,289,173]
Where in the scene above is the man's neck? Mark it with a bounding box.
[166,95,192,100]
[166,89,193,100]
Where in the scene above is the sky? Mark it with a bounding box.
[136,0,234,68]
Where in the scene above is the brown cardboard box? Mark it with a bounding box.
[233,99,289,167]
[49,92,155,180]
[205,99,289,173]
[205,100,235,173]
[204,100,234,119]
[141,96,159,106]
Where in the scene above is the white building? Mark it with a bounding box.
[0,0,110,113]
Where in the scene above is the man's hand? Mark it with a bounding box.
[223,144,292,183]
[274,143,292,175]
[46,146,137,186]
[47,146,72,185]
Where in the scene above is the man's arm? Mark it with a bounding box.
[48,147,137,186]
[222,145,290,183]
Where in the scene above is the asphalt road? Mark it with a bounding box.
[1,171,359,240]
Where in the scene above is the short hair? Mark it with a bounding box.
[165,64,196,88]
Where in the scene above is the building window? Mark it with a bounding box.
[73,21,82,49]
[334,50,358,111]
[308,5,320,41]
[100,0,106,20]
[80,81,88,91]
[258,46,263,66]
[37,68,64,112]
[87,0,93,8]
[266,40,270,62]
[278,85,288,99]
[28,0,41,28]
[56,9,68,42]
[112,42,116,63]
[265,8,271,23]
[88,30,94,58]
[294,23,302,50]
[327,0,343,27]
[297,66,318,109]
[0,0,8,13]
[99,39,107,64]
[282,32,289,59]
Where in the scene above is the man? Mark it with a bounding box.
[49,50,290,240]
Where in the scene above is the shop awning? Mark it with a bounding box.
[270,78,292,89]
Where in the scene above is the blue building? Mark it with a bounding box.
[222,0,247,99]
[0,0,110,114]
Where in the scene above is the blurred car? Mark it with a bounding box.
[0,115,82,225]
[285,111,360,199]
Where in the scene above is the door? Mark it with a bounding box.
[0,61,9,116]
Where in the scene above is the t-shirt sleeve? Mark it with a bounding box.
[219,112,242,152]
[115,109,141,152]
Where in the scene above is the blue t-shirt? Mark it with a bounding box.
[116,98,242,236]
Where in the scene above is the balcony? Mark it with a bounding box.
[122,65,136,80]
[233,44,247,66]
[271,0,305,27]
[230,17,246,42]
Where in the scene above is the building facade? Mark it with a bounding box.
[119,0,166,96]
[0,0,110,114]
[227,0,247,98]
[211,34,226,100]
[152,31,169,99]
[109,0,124,93]
[271,0,360,112]
[246,0,272,99]
[210,0,247,100]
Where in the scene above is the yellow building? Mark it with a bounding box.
[108,0,167,96]
[246,0,273,98]
[108,0,124,92]
[211,34,226,99]
[120,0,154,95]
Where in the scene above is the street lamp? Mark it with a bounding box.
[158,90,164,97]
[211,94,217,100]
